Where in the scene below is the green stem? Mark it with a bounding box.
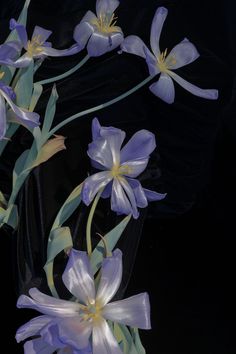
[36,54,90,85]
[48,74,155,137]
[86,189,103,256]
[11,68,23,89]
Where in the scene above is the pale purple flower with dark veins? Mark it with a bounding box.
[82,118,166,219]
[16,248,150,354]
[73,0,124,57]
[0,79,40,140]
[121,7,218,104]
[9,19,81,67]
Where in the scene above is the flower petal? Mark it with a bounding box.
[56,317,92,350]
[96,249,122,307]
[92,317,122,354]
[149,73,175,104]
[120,159,149,178]
[9,52,33,67]
[166,38,199,70]
[111,178,133,216]
[40,322,65,349]
[87,31,123,57]
[150,7,168,57]
[121,35,149,58]
[102,293,151,329]
[0,88,40,128]
[143,188,166,201]
[120,129,156,162]
[82,171,113,205]
[17,288,80,317]
[126,178,148,208]
[10,18,28,47]
[96,0,120,18]
[32,26,52,43]
[169,71,219,100]
[118,178,139,218]
[0,95,7,140]
[41,44,81,57]
[62,249,95,305]
[24,338,56,354]
[92,117,102,140]
[144,46,160,76]
[16,315,52,343]
[0,42,19,64]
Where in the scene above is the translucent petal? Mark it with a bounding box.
[96,249,122,307]
[16,315,52,342]
[150,7,168,57]
[82,172,112,205]
[166,38,200,70]
[92,318,122,354]
[111,178,133,216]
[169,71,219,100]
[121,35,150,59]
[87,31,123,57]
[10,19,28,47]
[96,0,120,18]
[144,188,167,201]
[149,73,175,104]
[126,178,148,208]
[23,338,56,354]
[102,293,151,329]
[120,129,156,162]
[73,11,96,49]
[17,288,80,317]
[119,178,139,219]
[32,26,52,43]
[62,249,95,305]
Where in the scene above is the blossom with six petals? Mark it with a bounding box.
[16,248,150,353]
[121,7,218,104]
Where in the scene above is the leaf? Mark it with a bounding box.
[42,85,58,136]
[15,61,34,109]
[90,215,131,275]
[29,135,66,170]
[114,323,132,354]
[0,123,18,156]
[131,328,146,354]
[2,204,18,229]
[29,83,43,112]
[12,149,30,189]
[0,191,7,207]
[52,183,83,229]
[44,227,73,298]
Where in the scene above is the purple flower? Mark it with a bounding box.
[74,0,124,57]
[82,118,166,219]
[9,19,81,67]
[121,7,218,104]
[0,79,40,140]
[16,248,150,353]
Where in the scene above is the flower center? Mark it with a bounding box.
[157,48,168,72]
[93,13,118,33]
[26,35,44,57]
[82,302,102,323]
[111,164,132,177]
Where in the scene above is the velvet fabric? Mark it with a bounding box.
[0,0,235,352]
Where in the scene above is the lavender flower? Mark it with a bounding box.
[9,19,80,67]
[74,0,124,57]
[82,118,166,219]
[16,248,150,353]
[121,7,218,104]
[0,78,40,140]
[0,41,21,66]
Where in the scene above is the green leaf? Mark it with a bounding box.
[15,61,34,109]
[90,214,131,275]
[114,323,132,354]
[2,204,18,229]
[0,123,18,157]
[131,328,146,354]
[52,183,83,230]
[12,149,30,189]
[42,86,58,136]
[29,83,43,112]
[44,227,73,297]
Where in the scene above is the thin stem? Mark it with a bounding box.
[49,74,155,137]
[36,54,90,85]
[86,189,104,256]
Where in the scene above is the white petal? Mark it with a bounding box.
[16,315,52,342]
[102,293,151,329]
[150,7,168,57]
[82,172,113,206]
[96,249,122,307]
[149,73,175,104]
[17,288,80,317]
[62,249,95,305]
[169,71,219,100]
[92,318,122,354]
[166,38,199,70]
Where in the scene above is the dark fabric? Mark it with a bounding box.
[0,0,235,352]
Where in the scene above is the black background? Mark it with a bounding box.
[0,0,236,353]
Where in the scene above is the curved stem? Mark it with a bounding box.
[49,74,155,137]
[35,54,90,85]
[86,189,103,256]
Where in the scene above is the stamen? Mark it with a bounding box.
[0,72,5,80]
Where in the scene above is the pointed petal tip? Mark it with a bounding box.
[157,6,168,15]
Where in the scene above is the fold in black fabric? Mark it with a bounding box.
[0,0,235,352]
